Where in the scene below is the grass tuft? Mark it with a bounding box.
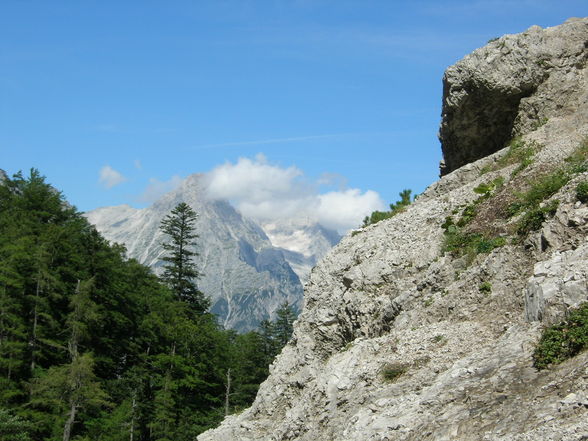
[381,364,407,382]
[575,181,588,203]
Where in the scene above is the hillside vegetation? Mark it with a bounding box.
[0,170,294,441]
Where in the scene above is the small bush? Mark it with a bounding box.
[576,181,588,203]
[457,204,477,227]
[503,140,588,237]
[515,200,559,237]
[381,363,407,382]
[521,171,568,209]
[533,302,588,370]
[442,223,505,258]
[473,176,505,196]
[479,281,492,294]
[432,335,447,344]
[505,169,567,238]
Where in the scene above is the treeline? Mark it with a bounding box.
[362,189,413,227]
[0,170,296,441]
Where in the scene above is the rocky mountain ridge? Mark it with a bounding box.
[86,174,340,331]
[199,18,588,440]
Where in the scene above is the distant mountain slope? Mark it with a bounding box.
[262,219,340,283]
[86,174,339,331]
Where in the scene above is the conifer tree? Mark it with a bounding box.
[159,203,209,313]
[273,302,296,348]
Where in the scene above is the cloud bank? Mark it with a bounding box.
[203,154,384,232]
[99,165,126,189]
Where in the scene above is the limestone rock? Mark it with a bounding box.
[439,17,588,175]
[199,18,588,441]
[525,244,588,324]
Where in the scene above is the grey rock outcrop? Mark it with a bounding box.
[525,241,588,324]
[440,17,588,175]
[200,18,588,441]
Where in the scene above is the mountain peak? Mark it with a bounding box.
[86,174,340,331]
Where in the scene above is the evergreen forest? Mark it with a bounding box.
[0,169,297,441]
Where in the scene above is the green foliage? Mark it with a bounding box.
[442,225,505,259]
[0,408,32,441]
[273,302,297,347]
[479,282,492,294]
[533,302,588,370]
[432,335,446,344]
[381,364,407,382]
[160,202,210,312]
[563,137,588,174]
[503,140,588,238]
[0,170,280,441]
[575,181,588,203]
[441,194,506,261]
[507,171,568,218]
[515,200,559,237]
[362,189,412,227]
[498,137,540,174]
[473,176,504,195]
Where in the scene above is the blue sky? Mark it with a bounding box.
[2,1,586,229]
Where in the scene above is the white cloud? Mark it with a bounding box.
[99,165,127,189]
[139,175,183,203]
[204,153,306,203]
[203,155,384,233]
[316,189,385,232]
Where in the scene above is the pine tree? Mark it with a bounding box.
[159,203,209,313]
[273,302,297,348]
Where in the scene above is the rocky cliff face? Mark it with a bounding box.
[440,17,588,175]
[199,18,588,440]
[86,174,339,331]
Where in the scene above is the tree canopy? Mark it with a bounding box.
[0,169,297,441]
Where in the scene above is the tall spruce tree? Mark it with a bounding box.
[159,203,209,313]
[273,302,297,348]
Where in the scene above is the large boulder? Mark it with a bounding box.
[439,17,588,175]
